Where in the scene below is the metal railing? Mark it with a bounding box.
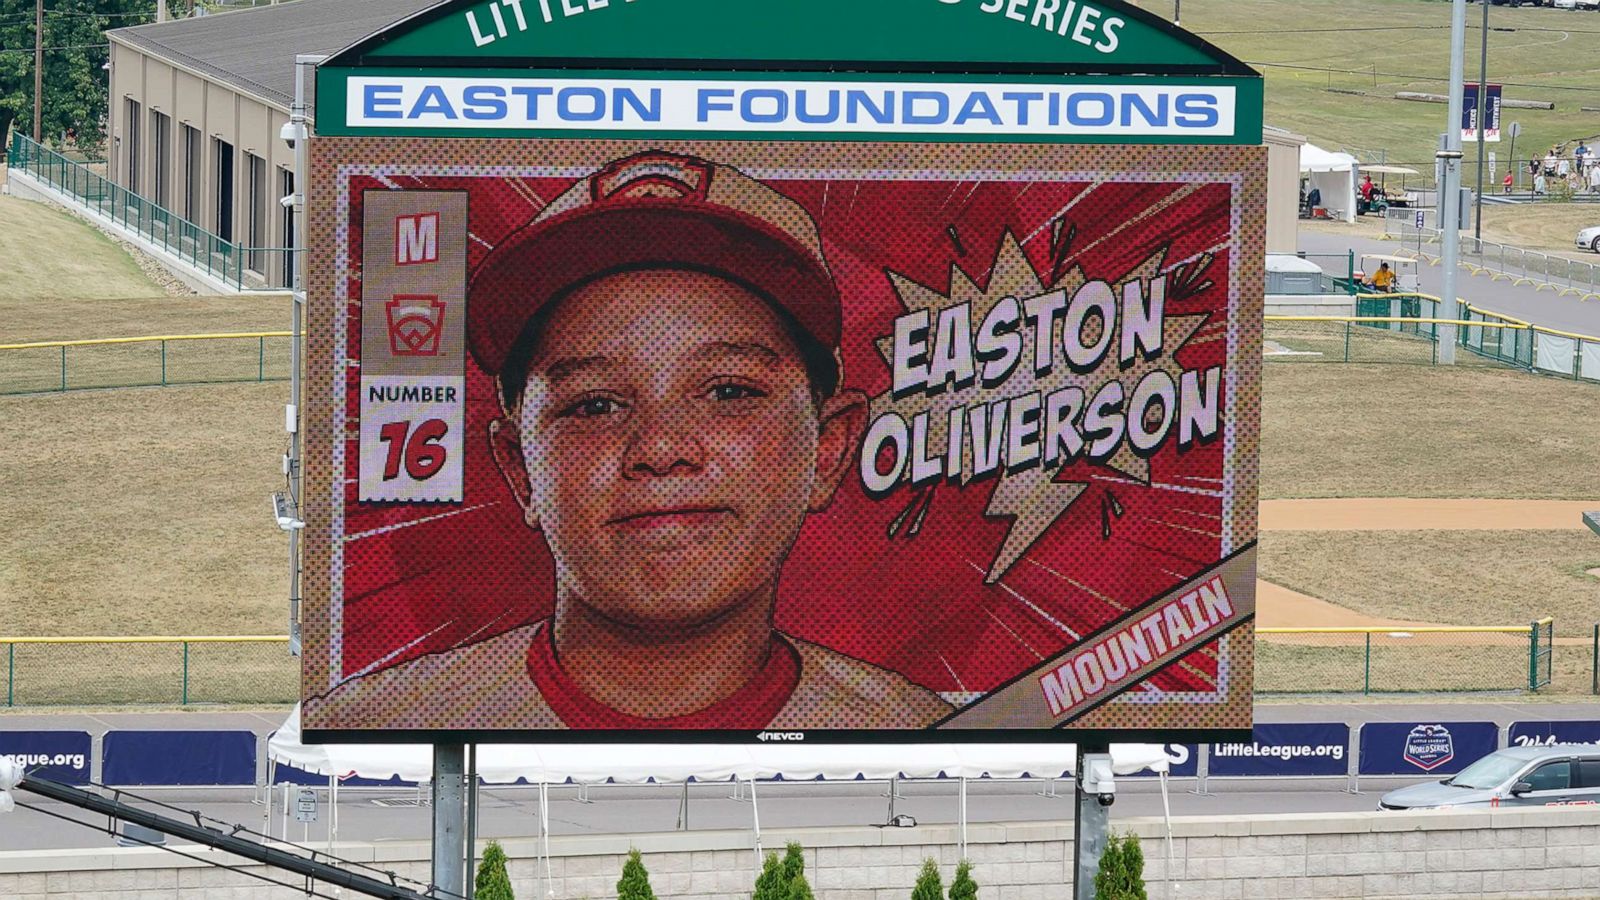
[7,133,297,291]
[1383,207,1600,299]
[0,331,293,395]
[1257,619,1554,695]
[2,636,295,707]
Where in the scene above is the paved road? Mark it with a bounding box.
[1299,230,1600,338]
[6,700,1600,853]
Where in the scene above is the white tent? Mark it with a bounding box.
[1299,143,1359,223]
[266,705,1180,893]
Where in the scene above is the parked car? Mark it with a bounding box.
[1579,224,1600,253]
[1379,745,1600,810]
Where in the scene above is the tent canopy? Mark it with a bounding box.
[1299,143,1358,173]
[268,706,1171,784]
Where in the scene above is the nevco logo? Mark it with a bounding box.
[757,732,805,743]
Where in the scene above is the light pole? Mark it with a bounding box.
[1473,0,1489,242]
[1437,0,1467,366]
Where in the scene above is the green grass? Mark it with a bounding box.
[1189,0,1600,172]
[0,195,159,301]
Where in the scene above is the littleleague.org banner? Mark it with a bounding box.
[345,76,1237,140]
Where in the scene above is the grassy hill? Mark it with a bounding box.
[1187,0,1600,175]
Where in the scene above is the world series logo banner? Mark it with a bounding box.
[302,138,1264,739]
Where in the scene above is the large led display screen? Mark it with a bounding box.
[301,139,1264,740]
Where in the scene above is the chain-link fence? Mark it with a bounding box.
[2,637,296,707]
[1256,620,1554,695]
[0,332,292,395]
[7,133,297,291]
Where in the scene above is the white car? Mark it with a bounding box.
[1579,225,1600,254]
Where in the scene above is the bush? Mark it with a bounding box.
[474,840,514,900]
[948,859,978,900]
[753,850,785,900]
[617,848,657,900]
[911,858,943,900]
[1094,832,1148,900]
[780,842,807,886]
[787,869,816,900]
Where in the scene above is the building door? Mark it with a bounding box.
[245,152,267,275]
[278,167,296,288]
[214,138,235,243]
[182,125,201,223]
[125,99,142,194]
[151,111,171,210]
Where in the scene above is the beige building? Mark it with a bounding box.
[103,0,1300,282]
[105,0,430,287]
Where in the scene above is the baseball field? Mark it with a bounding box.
[3,190,1599,703]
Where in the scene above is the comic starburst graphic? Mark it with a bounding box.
[869,229,1210,584]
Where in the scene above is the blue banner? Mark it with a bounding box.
[1358,721,1498,777]
[1208,723,1349,777]
[102,731,257,786]
[1509,720,1600,749]
[0,731,92,786]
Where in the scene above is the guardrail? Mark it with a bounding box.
[6,133,297,291]
[1383,207,1600,300]
[2,636,295,707]
[0,331,293,395]
[1257,619,1554,695]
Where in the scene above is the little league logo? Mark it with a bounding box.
[1403,724,1455,771]
[385,295,447,356]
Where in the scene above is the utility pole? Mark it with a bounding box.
[156,0,166,23]
[1437,0,1467,366]
[1473,0,1489,242]
[33,0,43,141]
[1174,0,1181,27]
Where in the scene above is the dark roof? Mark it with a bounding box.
[110,0,438,114]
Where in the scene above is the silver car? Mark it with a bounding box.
[1379,745,1600,810]
[1579,225,1600,254]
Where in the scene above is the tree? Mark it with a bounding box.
[616,848,657,900]
[911,858,943,900]
[473,840,515,900]
[778,841,806,887]
[0,1,158,153]
[1093,832,1148,900]
[785,869,815,900]
[948,859,978,900]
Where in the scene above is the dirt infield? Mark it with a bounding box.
[1257,497,1600,629]
[1260,498,1600,532]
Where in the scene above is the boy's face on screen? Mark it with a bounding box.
[498,268,860,630]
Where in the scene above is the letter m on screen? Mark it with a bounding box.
[395,212,440,265]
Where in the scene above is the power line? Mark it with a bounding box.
[1245,60,1600,94]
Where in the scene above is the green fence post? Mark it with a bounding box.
[1529,621,1539,693]
[7,642,13,707]
[182,641,190,705]
[258,337,266,382]
[160,340,168,386]
[1344,321,1351,362]
[1364,633,1371,695]
[59,346,67,392]
[1592,624,1597,695]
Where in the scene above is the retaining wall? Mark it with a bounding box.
[3,807,1600,899]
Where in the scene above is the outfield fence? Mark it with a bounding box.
[0,332,293,395]
[1256,619,1554,695]
[7,133,297,291]
[2,636,295,707]
[0,623,1566,707]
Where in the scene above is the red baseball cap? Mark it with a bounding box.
[468,151,841,378]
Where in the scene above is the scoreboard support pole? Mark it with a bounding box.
[1072,742,1112,900]
[432,743,468,899]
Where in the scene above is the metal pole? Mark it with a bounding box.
[1072,743,1111,900]
[1473,0,1488,241]
[465,745,478,900]
[1437,0,1467,366]
[286,54,324,658]
[1173,0,1180,26]
[32,0,42,142]
[433,744,467,900]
